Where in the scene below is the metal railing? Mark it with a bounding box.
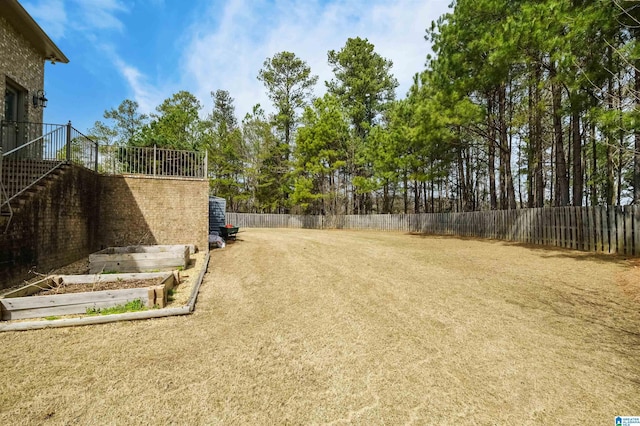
[99,145,206,179]
[0,121,98,208]
[68,126,99,170]
[0,120,206,213]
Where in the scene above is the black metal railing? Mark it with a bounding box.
[1,120,206,211]
[99,145,207,179]
[0,121,98,207]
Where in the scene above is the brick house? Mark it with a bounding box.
[0,0,68,153]
[0,1,208,290]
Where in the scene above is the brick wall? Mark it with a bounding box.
[98,176,209,252]
[0,169,208,290]
[0,166,100,287]
[0,15,45,124]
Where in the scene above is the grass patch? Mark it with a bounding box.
[86,299,147,316]
[44,316,59,321]
[167,288,176,302]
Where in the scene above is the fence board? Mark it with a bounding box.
[635,206,640,256]
[607,207,616,253]
[535,208,541,245]
[586,207,592,251]
[557,208,564,248]
[226,206,640,256]
[625,206,633,256]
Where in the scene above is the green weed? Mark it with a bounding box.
[167,288,176,302]
[86,299,147,316]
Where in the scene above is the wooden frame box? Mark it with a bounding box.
[0,272,177,321]
[89,245,191,273]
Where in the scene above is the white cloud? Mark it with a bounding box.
[181,0,451,120]
[22,0,68,39]
[111,55,164,114]
[70,0,128,32]
[23,0,127,40]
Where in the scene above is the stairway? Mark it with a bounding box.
[0,163,70,230]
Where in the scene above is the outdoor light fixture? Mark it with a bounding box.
[32,90,48,108]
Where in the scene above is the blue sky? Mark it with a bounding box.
[22,0,451,134]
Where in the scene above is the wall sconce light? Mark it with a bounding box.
[32,90,48,108]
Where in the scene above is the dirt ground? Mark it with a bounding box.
[1,228,639,424]
[36,278,164,296]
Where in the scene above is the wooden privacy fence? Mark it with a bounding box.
[227,206,640,256]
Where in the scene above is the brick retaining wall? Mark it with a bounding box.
[0,166,99,287]
[0,169,208,290]
[98,176,208,253]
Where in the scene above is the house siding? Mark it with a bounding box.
[0,14,45,125]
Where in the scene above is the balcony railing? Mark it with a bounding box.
[0,121,98,206]
[99,145,207,179]
[1,121,207,216]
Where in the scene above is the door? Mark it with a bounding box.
[3,85,19,152]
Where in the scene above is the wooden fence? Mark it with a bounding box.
[227,206,640,256]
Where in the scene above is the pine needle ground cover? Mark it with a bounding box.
[1,229,638,424]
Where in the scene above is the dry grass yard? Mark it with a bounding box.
[1,228,639,424]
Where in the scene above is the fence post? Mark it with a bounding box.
[66,121,72,162]
[153,144,157,177]
[204,150,208,179]
[94,142,99,172]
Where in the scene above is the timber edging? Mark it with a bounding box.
[0,251,210,332]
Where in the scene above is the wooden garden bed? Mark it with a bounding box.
[0,272,178,321]
[89,245,192,273]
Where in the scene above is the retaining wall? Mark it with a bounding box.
[0,166,99,287]
[98,175,208,252]
[0,169,208,290]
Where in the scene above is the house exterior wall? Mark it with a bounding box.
[0,169,209,290]
[98,176,209,253]
[0,15,45,125]
[0,166,100,287]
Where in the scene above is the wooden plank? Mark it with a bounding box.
[617,206,625,255]
[598,206,609,253]
[89,257,187,274]
[153,286,166,308]
[567,207,575,250]
[534,208,541,245]
[625,205,633,256]
[147,288,156,308]
[90,252,187,262]
[608,206,616,253]
[586,207,594,252]
[93,245,191,255]
[575,207,583,251]
[635,205,640,256]
[1,288,150,311]
[566,206,573,249]
[59,272,171,285]
[549,207,558,247]
[563,207,570,248]
[557,207,564,248]
[1,288,150,320]
[1,278,53,298]
[546,207,552,247]
[526,209,532,244]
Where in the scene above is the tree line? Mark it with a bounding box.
[91,1,640,214]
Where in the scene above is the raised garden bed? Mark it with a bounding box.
[89,245,192,274]
[0,272,177,321]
